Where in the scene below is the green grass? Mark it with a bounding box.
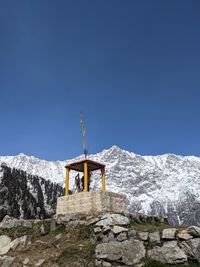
[49,224,66,237]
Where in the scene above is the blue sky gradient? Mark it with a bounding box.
[1,0,200,160]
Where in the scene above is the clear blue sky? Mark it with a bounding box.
[1,0,200,160]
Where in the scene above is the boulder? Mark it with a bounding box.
[187,226,200,237]
[96,239,145,265]
[121,239,146,265]
[149,232,160,243]
[112,226,128,234]
[177,230,193,240]
[0,236,12,255]
[162,228,176,240]
[148,241,187,264]
[96,241,122,261]
[181,238,200,262]
[96,214,129,227]
[137,232,148,241]
[0,216,16,229]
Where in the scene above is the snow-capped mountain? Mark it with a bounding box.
[1,146,200,225]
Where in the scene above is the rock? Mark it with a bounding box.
[137,232,148,241]
[177,230,193,240]
[23,258,30,265]
[88,218,100,225]
[116,232,127,242]
[96,239,145,265]
[181,238,200,262]
[57,213,85,224]
[148,241,187,264]
[96,218,112,228]
[0,216,16,229]
[10,235,27,250]
[1,256,15,267]
[121,239,146,265]
[162,228,177,240]
[128,229,137,238]
[102,261,112,267]
[96,214,129,227]
[0,235,12,255]
[149,232,160,243]
[35,259,45,266]
[111,214,129,226]
[107,231,115,242]
[187,226,200,237]
[94,227,102,234]
[96,241,122,261]
[112,226,128,234]
[23,220,33,228]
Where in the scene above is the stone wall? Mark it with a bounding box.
[56,191,127,216]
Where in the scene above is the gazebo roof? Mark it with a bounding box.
[65,159,105,172]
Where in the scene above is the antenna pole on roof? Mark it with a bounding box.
[80,112,88,159]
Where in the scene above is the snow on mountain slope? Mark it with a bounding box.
[1,146,200,225]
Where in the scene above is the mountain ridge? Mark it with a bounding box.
[1,146,200,225]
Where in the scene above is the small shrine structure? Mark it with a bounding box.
[56,114,127,216]
[65,159,105,195]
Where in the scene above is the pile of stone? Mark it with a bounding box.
[84,213,200,266]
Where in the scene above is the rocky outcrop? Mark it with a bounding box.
[4,147,200,226]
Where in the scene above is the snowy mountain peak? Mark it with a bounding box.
[1,146,200,225]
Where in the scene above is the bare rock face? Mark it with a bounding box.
[96,239,145,265]
[181,238,200,262]
[148,241,187,264]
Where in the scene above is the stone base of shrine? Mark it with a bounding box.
[56,191,127,216]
